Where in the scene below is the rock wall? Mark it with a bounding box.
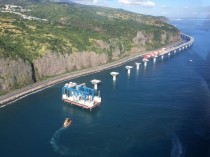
[134,30,181,46]
[133,31,146,45]
[168,32,181,43]
[0,30,181,93]
[0,58,33,92]
[34,51,109,78]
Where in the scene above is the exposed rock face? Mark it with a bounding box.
[161,31,167,44]
[133,30,181,46]
[95,38,126,60]
[0,51,109,93]
[145,33,154,43]
[168,33,181,43]
[109,38,123,60]
[133,31,146,46]
[94,40,109,50]
[34,51,109,78]
[0,30,181,94]
[0,58,33,91]
[32,30,181,80]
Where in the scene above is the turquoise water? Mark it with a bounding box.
[0,19,210,157]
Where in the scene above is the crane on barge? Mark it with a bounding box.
[62,82,101,111]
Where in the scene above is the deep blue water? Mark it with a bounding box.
[0,19,210,157]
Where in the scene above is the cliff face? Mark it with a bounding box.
[0,30,181,94]
[34,51,109,78]
[134,30,181,46]
[0,58,33,92]
[0,52,108,93]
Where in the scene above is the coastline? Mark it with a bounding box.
[0,50,150,106]
[0,34,193,106]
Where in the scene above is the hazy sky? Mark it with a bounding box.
[68,0,210,18]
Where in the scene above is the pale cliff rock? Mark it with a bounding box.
[34,51,109,78]
[0,31,181,93]
[145,33,154,43]
[48,31,179,67]
[133,31,146,46]
[0,58,33,91]
[109,38,125,60]
[169,33,181,43]
[134,31,181,46]
[94,40,110,50]
[161,31,167,44]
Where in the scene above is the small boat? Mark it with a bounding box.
[63,118,71,128]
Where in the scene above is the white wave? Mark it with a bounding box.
[0,105,6,108]
[50,127,70,156]
[170,134,185,157]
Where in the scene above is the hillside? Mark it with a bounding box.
[0,0,181,94]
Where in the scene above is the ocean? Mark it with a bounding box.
[0,19,209,157]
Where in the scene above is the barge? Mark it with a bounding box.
[62,82,101,111]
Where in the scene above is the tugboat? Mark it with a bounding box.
[63,118,71,128]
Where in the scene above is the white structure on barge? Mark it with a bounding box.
[62,82,101,111]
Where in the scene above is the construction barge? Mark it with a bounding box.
[62,82,101,111]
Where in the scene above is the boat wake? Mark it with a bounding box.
[170,134,185,157]
[50,127,70,156]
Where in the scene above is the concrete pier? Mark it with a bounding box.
[110,72,119,81]
[90,79,101,90]
[153,57,157,62]
[125,66,133,74]
[144,61,148,67]
[135,62,141,70]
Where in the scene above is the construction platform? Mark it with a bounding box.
[62,82,101,111]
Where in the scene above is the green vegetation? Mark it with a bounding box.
[0,0,179,63]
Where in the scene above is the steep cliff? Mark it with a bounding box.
[0,58,33,94]
[34,51,108,79]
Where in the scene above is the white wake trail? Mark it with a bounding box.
[50,127,70,155]
[170,134,185,157]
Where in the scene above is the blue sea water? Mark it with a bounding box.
[0,19,210,157]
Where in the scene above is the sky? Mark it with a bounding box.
[66,0,210,19]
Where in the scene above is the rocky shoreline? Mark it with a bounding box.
[0,40,184,106]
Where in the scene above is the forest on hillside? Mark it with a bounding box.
[0,1,179,63]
